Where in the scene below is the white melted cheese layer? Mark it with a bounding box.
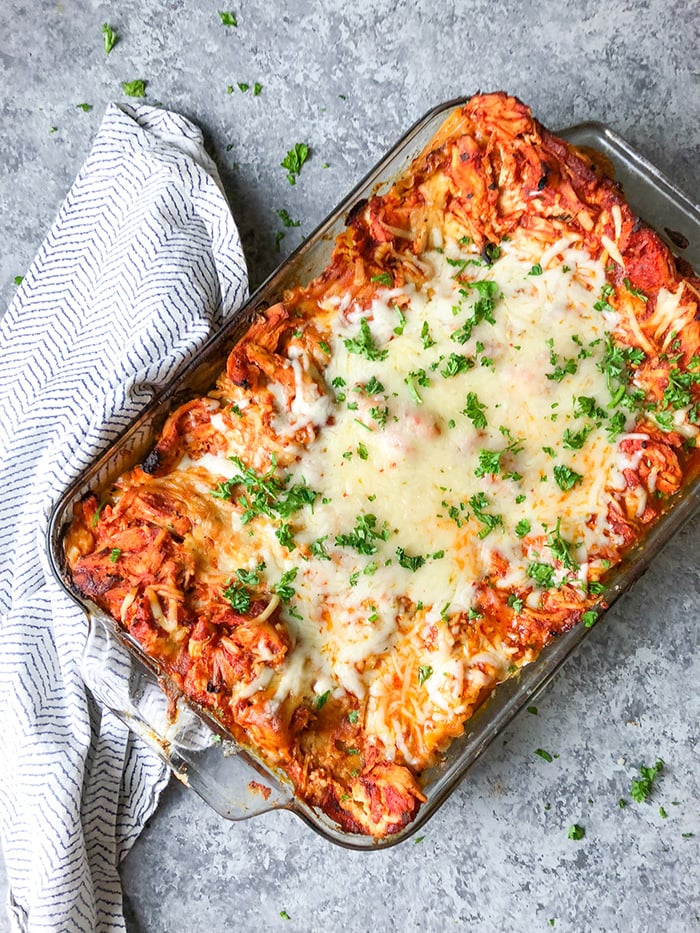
[180,233,633,725]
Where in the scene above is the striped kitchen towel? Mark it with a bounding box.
[0,103,248,931]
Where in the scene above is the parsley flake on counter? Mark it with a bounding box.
[218,11,238,26]
[527,705,538,715]
[535,748,553,762]
[122,79,146,98]
[13,275,23,286]
[279,910,290,921]
[281,142,310,185]
[630,759,664,803]
[102,22,118,54]
[76,103,93,112]
[567,824,585,840]
[253,82,262,96]
[237,82,249,92]
[276,208,300,228]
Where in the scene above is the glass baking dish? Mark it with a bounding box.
[46,98,700,850]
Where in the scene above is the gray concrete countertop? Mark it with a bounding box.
[1,1,698,930]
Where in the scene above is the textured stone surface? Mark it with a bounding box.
[1,0,699,930]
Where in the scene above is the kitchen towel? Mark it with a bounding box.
[0,103,248,931]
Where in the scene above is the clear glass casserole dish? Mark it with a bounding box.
[46,98,700,849]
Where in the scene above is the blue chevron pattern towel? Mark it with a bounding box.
[0,104,248,930]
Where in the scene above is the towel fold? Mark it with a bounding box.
[0,103,248,931]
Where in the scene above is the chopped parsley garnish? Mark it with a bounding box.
[451,279,499,344]
[421,321,435,349]
[222,581,251,613]
[462,391,488,429]
[393,305,407,335]
[310,537,330,560]
[474,448,503,477]
[369,405,389,428]
[218,11,238,25]
[606,410,628,441]
[468,492,503,539]
[660,359,700,414]
[568,824,585,840]
[582,610,598,628]
[235,562,265,586]
[109,548,121,563]
[553,464,583,491]
[102,22,118,54]
[281,142,310,185]
[630,759,664,803]
[343,318,388,361]
[575,396,607,421]
[546,354,577,382]
[405,369,430,404]
[598,335,645,408]
[273,567,298,602]
[364,375,385,395]
[276,208,300,228]
[418,665,433,686]
[528,562,556,589]
[562,424,593,450]
[546,518,578,571]
[396,547,426,572]
[211,456,317,529]
[507,594,524,613]
[528,263,543,276]
[371,272,393,287]
[623,277,647,301]
[357,442,369,460]
[440,353,474,378]
[122,80,146,98]
[315,689,331,710]
[335,513,389,555]
[514,519,531,538]
[348,710,359,724]
[275,522,294,549]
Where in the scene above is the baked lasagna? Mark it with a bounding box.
[65,92,700,837]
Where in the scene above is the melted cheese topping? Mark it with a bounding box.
[174,231,646,764]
